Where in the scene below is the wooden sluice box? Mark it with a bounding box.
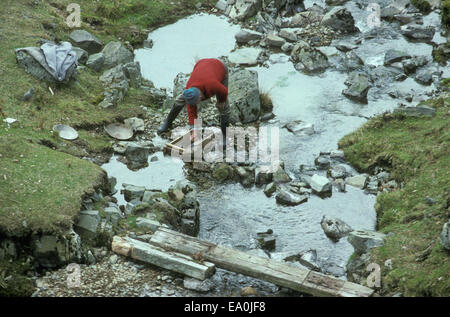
[163,128,218,157]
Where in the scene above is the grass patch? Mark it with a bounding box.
[260,89,274,113]
[339,93,450,296]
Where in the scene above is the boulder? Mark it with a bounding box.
[72,47,88,65]
[264,182,277,197]
[101,41,134,69]
[32,230,82,268]
[342,72,370,104]
[279,29,297,42]
[346,174,368,189]
[314,156,330,170]
[320,216,353,241]
[322,6,358,34]
[310,174,332,195]
[228,0,262,21]
[292,47,330,73]
[212,163,234,182]
[228,47,263,66]
[394,105,436,117]
[228,68,261,123]
[104,206,123,225]
[440,222,450,250]
[255,166,273,184]
[266,33,286,47]
[75,210,101,236]
[86,52,105,72]
[276,187,308,206]
[235,29,263,44]
[69,30,103,54]
[121,184,146,202]
[342,51,364,71]
[348,230,386,255]
[124,142,152,170]
[401,24,435,42]
[384,49,411,65]
[414,69,433,85]
[283,120,315,135]
[136,218,162,232]
[402,56,428,74]
[329,165,347,179]
[123,62,142,88]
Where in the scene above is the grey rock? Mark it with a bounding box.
[329,165,347,179]
[124,117,145,132]
[330,150,345,160]
[281,42,293,53]
[321,216,353,241]
[235,29,263,44]
[276,187,308,206]
[314,156,330,170]
[86,52,105,72]
[136,218,162,232]
[229,68,261,123]
[22,87,35,101]
[101,41,134,69]
[143,39,153,49]
[183,277,214,292]
[104,206,123,225]
[310,174,332,194]
[228,47,263,66]
[175,179,197,194]
[334,41,357,52]
[142,190,160,203]
[266,33,286,47]
[121,184,146,202]
[272,162,291,183]
[123,62,142,88]
[346,174,368,189]
[124,142,153,170]
[401,24,435,42]
[322,6,358,34]
[264,182,277,197]
[75,210,101,234]
[348,230,387,255]
[32,230,82,268]
[384,49,411,66]
[228,0,262,21]
[298,249,321,272]
[72,47,88,65]
[440,222,450,250]
[69,30,103,54]
[394,105,436,117]
[335,179,346,192]
[342,71,370,104]
[414,69,433,85]
[343,51,364,71]
[402,56,428,74]
[255,166,273,185]
[216,0,229,11]
[291,47,330,73]
[279,29,297,42]
[283,120,315,135]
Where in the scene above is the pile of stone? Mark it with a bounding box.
[119,180,201,237]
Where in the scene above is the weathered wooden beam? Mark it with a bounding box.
[150,228,374,297]
[111,236,215,280]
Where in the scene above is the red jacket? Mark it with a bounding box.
[185,59,228,125]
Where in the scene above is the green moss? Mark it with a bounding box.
[339,93,450,296]
[0,259,34,297]
[410,0,431,14]
[443,0,450,28]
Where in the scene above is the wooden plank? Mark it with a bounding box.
[111,236,215,280]
[150,228,374,297]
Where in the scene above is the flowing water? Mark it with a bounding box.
[102,4,447,295]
